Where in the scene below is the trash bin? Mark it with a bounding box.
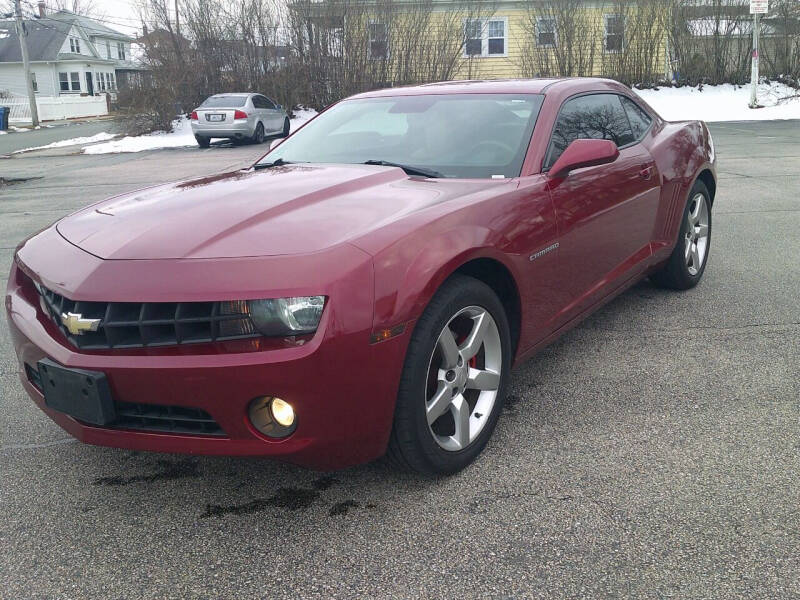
[0,106,8,131]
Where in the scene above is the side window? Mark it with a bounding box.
[620,96,652,140]
[263,97,277,109]
[545,93,634,169]
[252,96,264,109]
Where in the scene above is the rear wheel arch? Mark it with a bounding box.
[696,169,716,206]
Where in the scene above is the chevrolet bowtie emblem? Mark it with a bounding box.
[60,312,102,336]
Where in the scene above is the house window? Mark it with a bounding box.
[537,17,556,47]
[31,72,38,92]
[100,73,107,91]
[59,71,81,91]
[465,20,482,56]
[69,37,81,53]
[368,22,388,59]
[109,73,116,90]
[106,40,111,58]
[604,14,624,53]
[117,42,126,60]
[464,18,508,58]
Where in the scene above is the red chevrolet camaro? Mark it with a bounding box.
[6,78,715,474]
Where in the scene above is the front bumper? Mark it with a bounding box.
[5,231,409,470]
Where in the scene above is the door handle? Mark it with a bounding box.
[639,166,653,180]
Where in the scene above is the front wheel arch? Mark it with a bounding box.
[453,258,521,359]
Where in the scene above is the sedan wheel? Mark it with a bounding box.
[252,123,265,144]
[387,274,511,475]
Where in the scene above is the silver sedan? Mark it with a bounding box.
[190,93,289,147]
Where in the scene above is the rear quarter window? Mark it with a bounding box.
[620,96,653,139]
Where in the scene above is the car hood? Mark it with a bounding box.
[56,164,504,260]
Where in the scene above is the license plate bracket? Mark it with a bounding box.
[207,113,225,122]
[38,359,116,426]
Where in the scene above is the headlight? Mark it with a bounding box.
[247,296,325,336]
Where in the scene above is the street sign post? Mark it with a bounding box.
[749,0,768,108]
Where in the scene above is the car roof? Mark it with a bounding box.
[210,93,253,98]
[348,78,626,99]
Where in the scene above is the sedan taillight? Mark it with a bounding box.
[234,110,248,120]
[190,111,198,121]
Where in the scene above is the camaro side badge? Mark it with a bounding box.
[60,312,102,336]
[529,242,560,261]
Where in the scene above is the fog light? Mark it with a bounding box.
[248,396,297,438]
[270,398,295,427]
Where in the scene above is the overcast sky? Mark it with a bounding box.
[82,0,142,36]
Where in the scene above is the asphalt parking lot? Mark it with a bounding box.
[1,121,798,599]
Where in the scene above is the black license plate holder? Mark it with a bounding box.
[207,113,225,122]
[37,359,116,426]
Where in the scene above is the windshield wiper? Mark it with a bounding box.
[253,158,294,170]
[363,160,444,179]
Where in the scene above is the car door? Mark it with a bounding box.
[261,96,282,132]
[545,93,660,324]
[250,95,266,129]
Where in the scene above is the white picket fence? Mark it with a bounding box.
[2,93,109,124]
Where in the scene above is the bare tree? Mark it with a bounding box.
[667,0,753,85]
[517,0,601,79]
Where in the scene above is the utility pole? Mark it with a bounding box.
[749,0,768,109]
[14,0,40,126]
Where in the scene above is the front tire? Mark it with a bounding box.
[280,117,290,137]
[651,180,712,290]
[387,275,511,475]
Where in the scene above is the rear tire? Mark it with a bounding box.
[252,122,265,144]
[386,275,511,476]
[194,135,210,148]
[280,118,290,138]
[651,180,712,290]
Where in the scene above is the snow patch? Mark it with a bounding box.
[83,118,196,155]
[633,82,800,122]
[13,131,116,153]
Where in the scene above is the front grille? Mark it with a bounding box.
[114,401,226,436]
[36,284,260,349]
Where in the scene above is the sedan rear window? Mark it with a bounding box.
[200,96,247,108]
[262,94,544,179]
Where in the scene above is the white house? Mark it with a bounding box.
[0,5,144,122]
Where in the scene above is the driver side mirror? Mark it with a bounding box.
[277,104,283,110]
[547,139,619,179]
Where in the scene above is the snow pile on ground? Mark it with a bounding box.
[83,118,196,155]
[13,131,115,153]
[633,81,800,122]
[290,107,318,130]
[84,108,319,155]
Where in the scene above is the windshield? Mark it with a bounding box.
[261,93,544,179]
[200,95,247,108]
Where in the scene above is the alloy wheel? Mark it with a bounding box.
[684,193,710,276]
[425,306,502,452]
